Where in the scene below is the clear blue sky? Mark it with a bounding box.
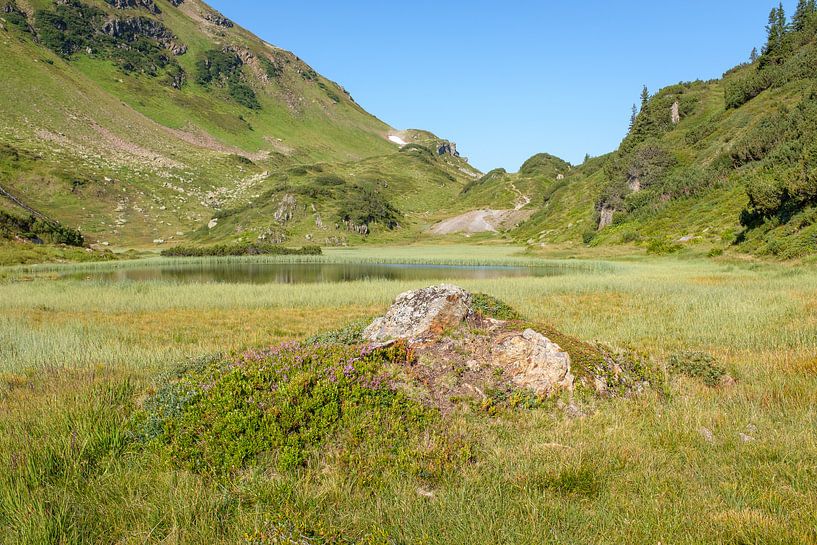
[209,0,792,172]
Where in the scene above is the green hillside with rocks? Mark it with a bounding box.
[0,0,476,249]
[512,1,817,259]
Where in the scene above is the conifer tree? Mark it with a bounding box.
[750,47,759,62]
[764,4,787,55]
[794,0,810,31]
[629,104,638,130]
[640,86,649,109]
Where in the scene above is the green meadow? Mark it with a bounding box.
[1,246,816,544]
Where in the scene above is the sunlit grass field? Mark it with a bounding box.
[1,246,816,543]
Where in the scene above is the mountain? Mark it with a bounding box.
[510,3,817,258]
[0,0,477,247]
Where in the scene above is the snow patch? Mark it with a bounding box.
[388,135,408,146]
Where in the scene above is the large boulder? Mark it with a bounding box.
[492,329,574,395]
[363,284,471,342]
[363,285,576,399]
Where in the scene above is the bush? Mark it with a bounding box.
[667,351,727,387]
[337,185,401,230]
[228,81,260,109]
[313,175,346,187]
[161,243,321,257]
[140,340,441,473]
[646,238,682,255]
[470,293,522,321]
[582,230,597,245]
[621,231,642,243]
[196,49,260,109]
[0,211,84,246]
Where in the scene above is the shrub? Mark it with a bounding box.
[337,185,401,230]
[621,231,642,243]
[196,49,260,109]
[0,211,84,246]
[667,351,727,387]
[313,175,345,187]
[140,340,442,473]
[470,293,522,321]
[161,244,321,257]
[646,238,682,255]
[582,230,597,245]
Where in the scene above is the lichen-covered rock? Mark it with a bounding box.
[363,284,471,342]
[491,329,574,396]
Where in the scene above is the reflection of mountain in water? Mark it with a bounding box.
[64,263,573,285]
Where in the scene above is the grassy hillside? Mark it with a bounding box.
[0,0,477,249]
[515,4,817,259]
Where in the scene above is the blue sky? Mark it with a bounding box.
[208,0,792,172]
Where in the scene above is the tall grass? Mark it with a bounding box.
[1,253,816,543]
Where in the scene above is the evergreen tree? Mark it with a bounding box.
[764,4,787,55]
[777,3,788,33]
[640,85,649,109]
[750,47,759,63]
[793,0,810,31]
[629,104,638,130]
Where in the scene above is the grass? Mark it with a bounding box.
[1,247,816,542]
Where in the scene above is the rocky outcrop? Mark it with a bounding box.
[437,141,460,157]
[273,194,297,223]
[493,329,574,396]
[363,286,575,398]
[671,100,681,124]
[105,0,161,14]
[101,17,187,55]
[203,9,233,28]
[598,205,615,229]
[364,285,472,342]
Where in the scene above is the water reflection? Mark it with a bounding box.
[63,262,570,284]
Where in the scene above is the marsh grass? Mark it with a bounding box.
[1,251,816,543]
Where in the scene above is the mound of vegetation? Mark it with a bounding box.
[0,210,84,246]
[337,184,401,230]
[161,243,321,257]
[140,292,661,477]
[460,168,508,195]
[140,341,464,475]
[518,153,571,178]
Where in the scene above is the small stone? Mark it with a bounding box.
[699,427,715,443]
[565,402,586,419]
[416,487,435,499]
[719,374,737,388]
[739,433,755,443]
[746,423,758,434]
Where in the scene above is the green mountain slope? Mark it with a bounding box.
[515,3,817,258]
[0,0,477,247]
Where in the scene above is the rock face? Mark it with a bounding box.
[101,17,187,55]
[598,205,615,229]
[106,0,161,14]
[364,285,471,342]
[671,100,681,124]
[437,141,460,157]
[492,329,574,396]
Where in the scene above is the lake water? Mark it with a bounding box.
[62,262,574,284]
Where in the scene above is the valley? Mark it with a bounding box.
[1,1,817,543]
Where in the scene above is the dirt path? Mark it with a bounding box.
[508,180,531,210]
[428,180,533,235]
